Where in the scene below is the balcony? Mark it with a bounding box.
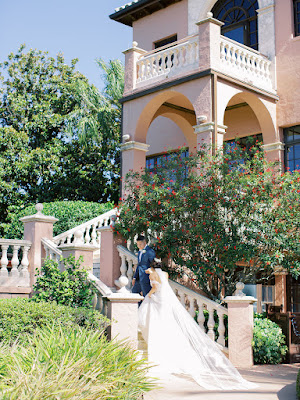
[124,19,276,97]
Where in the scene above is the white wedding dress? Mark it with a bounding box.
[138,268,257,391]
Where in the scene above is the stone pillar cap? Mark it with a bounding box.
[224,295,257,304]
[106,292,144,303]
[20,203,58,224]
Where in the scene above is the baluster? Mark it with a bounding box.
[91,224,97,245]
[217,309,226,347]
[207,306,215,341]
[197,302,206,331]
[187,43,193,65]
[150,56,155,78]
[166,50,172,72]
[137,61,141,82]
[21,245,30,282]
[127,259,134,288]
[220,41,226,61]
[0,245,9,278]
[141,60,146,80]
[11,245,20,278]
[67,233,72,244]
[179,290,186,308]
[44,246,50,258]
[84,226,91,244]
[194,41,199,62]
[115,253,129,293]
[187,295,195,319]
[235,48,241,70]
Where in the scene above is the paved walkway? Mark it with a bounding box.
[144,364,299,400]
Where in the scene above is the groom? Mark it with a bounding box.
[132,235,156,297]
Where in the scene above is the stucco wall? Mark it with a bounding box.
[275,0,300,128]
[146,116,188,156]
[132,0,188,51]
[224,105,261,141]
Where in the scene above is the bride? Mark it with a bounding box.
[138,262,257,391]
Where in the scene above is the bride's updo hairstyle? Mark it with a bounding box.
[150,258,162,269]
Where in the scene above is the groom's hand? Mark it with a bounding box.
[132,278,136,286]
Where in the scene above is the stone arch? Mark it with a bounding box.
[218,87,277,145]
[135,90,197,145]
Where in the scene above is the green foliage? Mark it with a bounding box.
[297,368,300,399]
[0,298,109,345]
[32,256,96,308]
[3,200,113,239]
[115,145,300,299]
[0,46,123,232]
[252,317,288,364]
[0,325,155,399]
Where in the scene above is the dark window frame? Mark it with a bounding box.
[284,125,300,172]
[294,0,300,37]
[154,34,178,49]
[212,0,259,50]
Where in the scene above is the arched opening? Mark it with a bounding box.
[211,0,259,50]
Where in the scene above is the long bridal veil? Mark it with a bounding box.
[139,268,257,391]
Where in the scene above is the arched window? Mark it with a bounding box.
[212,0,259,50]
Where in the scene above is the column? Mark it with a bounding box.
[98,226,123,289]
[261,142,285,168]
[194,122,227,151]
[105,292,144,349]
[20,203,58,287]
[196,12,224,72]
[274,268,288,313]
[224,282,257,368]
[121,140,150,196]
[257,1,276,89]
[59,229,98,273]
[123,42,147,95]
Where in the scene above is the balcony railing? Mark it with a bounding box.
[134,34,275,93]
[136,35,199,88]
[220,36,273,93]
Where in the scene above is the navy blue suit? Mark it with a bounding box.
[132,245,156,297]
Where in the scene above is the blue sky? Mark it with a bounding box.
[0,0,132,90]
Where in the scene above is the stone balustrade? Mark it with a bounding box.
[132,26,275,93]
[170,280,228,349]
[53,208,117,247]
[41,237,62,263]
[220,36,273,92]
[115,245,228,350]
[115,245,138,292]
[0,239,31,287]
[136,35,199,88]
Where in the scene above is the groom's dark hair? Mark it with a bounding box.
[137,234,145,241]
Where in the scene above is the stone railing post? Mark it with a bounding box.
[97,225,123,289]
[196,12,223,72]
[105,292,143,349]
[123,41,147,95]
[59,230,98,272]
[274,266,288,313]
[20,203,58,287]
[224,282,256,368]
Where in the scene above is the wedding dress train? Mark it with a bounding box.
[138,268,257,391]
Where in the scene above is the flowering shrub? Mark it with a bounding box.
[115,144,300,300]
[252,316,288,364]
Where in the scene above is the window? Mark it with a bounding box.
[224,134,262,168]
[146,149,189,184]
[154,34,177,49]
[294,0,300,36]
[211,0,259,50]
[284,125,300,172]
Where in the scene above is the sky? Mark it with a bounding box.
[0,0,132,90]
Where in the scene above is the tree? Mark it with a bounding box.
[114,145,300,300]
[0,46,123,232]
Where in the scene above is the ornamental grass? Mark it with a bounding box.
[0,325,155,400]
